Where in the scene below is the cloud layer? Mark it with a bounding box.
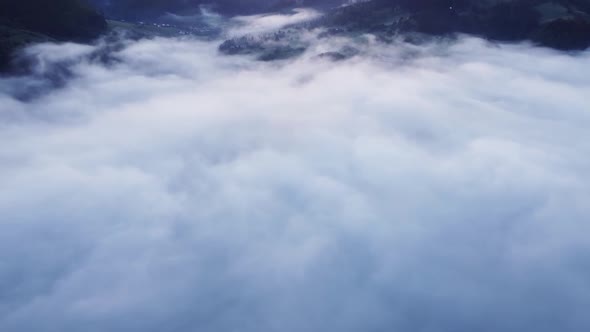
[1,26,590,332]
[228,8,321,37]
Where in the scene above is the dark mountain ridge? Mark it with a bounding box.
[317,0,590,50]
[1,0,590,72]
[217,0,590,61]
[0,0,107,71]
[88,0,345,18]
[0,0,106,40]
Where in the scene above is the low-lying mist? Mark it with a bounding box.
[1,11,590,332]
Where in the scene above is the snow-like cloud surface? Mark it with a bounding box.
[228,8,321,36]
[1,30,590,332]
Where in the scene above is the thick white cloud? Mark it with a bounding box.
[1,24,590,332]
[228,8,321,37]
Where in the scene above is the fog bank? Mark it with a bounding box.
[1,21,590,332]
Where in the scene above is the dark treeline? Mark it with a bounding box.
[0,0,107,70]
[0,0,106,39]
[88,0,346,18]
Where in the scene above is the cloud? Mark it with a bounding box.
[228,8,321,37]
[1,25,590,332]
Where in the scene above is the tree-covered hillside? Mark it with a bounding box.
[0,0,106,70]
[89,0,348,18]
[317,0,590,50]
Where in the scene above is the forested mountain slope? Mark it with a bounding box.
[317,0,590,50]
[0,0,106,70]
